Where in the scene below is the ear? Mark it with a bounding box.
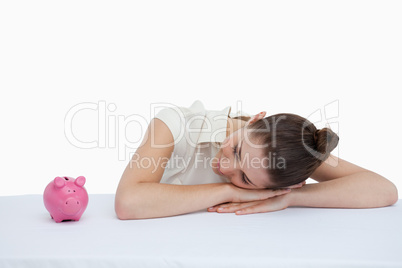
[75,176,86,187]
[245,111,266,127]
[54,177,66,188]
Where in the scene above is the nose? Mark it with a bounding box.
[222,136,228,144]
[219,153,235,177]
[63,198,81,215]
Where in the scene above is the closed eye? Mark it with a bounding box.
[232,144,249,185]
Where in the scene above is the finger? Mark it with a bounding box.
[207,205,222,212]
[207,206,217,212]
[267,188,291,197]
[216,202,260,213]
[235,204,268,215]
[207,203,241,212]
[296,181,306,188]
[216,202,242,209]
[283,181,305,189]
[235,198,286,215]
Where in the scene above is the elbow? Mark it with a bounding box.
[387,182,399,206]
[114,195,130,220]
[379,178,399,207]
[115,200,130,220]
[114,193,142,220]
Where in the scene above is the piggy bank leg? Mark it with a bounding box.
[72,215,82,221]
[51,215,64,223]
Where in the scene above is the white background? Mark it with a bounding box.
[0,1,401,196]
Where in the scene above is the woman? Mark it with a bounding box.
[115,100,398,219]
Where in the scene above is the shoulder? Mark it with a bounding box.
[154,101,207,135]
[154,100,232,144]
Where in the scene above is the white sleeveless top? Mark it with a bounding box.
[154,100,250,185]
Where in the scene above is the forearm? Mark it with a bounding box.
[290,171,398,208]
[115,182,231,220]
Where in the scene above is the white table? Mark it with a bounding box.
[1,195,401,267]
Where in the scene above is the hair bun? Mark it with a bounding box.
[314,128,339,159]
[313,130,319,144]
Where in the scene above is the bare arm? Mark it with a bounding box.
[209,154,398,215]
[115,118,290,219]
[115,118,227,219]
[290,155,398,208]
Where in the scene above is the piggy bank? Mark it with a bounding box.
[43,176,89,223]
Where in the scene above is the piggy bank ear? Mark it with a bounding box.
[75,176,86,187]
[54,177,66,188]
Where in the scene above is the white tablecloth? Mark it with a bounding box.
[0,195,401,268]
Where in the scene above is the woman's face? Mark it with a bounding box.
[212,127,272,189]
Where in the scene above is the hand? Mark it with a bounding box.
[208,193,291,215]
[209,181,306,215]
[228,183,292,203]
[286,180,306,189]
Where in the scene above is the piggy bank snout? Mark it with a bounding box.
[63,197,82,215]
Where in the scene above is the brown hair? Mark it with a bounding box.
[247,113,339,188]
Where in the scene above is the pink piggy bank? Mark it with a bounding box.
[43,176,89,223]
